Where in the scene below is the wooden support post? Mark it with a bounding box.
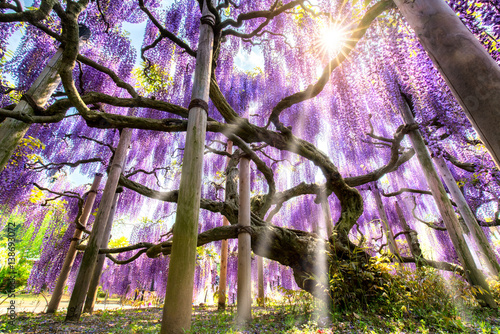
[83,187,122,313]
[433,156,500,277]
[0,27,90,171]
[161,1,214,332]
[257,256,264,307]
[393,0,500,168]
[218,216,230,309]
[218,141,232,310]
[394,201,423,266]
[46,173,103,314]
[399,100,497,308]
[372,184,400,260]
[65,129,132,321]
[237,156,252,323]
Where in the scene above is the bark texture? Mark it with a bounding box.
[161,1,214,332]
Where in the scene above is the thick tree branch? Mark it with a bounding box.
[99,242,154,254]
[138,0,196,57]
[59,91,189,118]
[266,0,393,132]
[382,187,432,197]
[147,225,239,258]
[118,175,227,217]
[0,0,56,22]
[106,250,148,264]
[77,55,139,98]
[209,76,240,123]
[0,1,20,11]
[0,107,66,123]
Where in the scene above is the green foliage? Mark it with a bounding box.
[326,253,500,332]
[10,136,45,167]
[0,203,67,293]
[487,277,500,306]
[120,288,161,308]
[0,211,41,293]
[273,286,313,315]
[327,249,392,309]
[196,245,218,262]
[1,250,499,333]
[132,62,173,95]
[369,267,467,320]
[97,286,108,298]
[108,236,129,248]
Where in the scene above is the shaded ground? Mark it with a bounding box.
[1,304,499,333]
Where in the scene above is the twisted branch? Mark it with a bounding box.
[266,0,393,132]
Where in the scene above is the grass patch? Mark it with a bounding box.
[0,302,499,333]
[1,267,500,333]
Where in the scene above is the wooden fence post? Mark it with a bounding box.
[46,172,103,313]
[399,100,496,308]
[433,155,500,277]
[161,1,215,332]
[237,156,252,323]
[83,187,123,313]
[218,141,232,310]
[65,129,132,321]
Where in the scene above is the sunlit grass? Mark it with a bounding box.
[1,301,498,333]
[2,269,500,334]
[2,264,500,333]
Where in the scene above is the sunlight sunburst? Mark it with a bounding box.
[314,23,350,60]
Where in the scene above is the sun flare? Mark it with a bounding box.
[321,26,344,52]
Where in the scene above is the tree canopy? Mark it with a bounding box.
[1,0,500,329]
